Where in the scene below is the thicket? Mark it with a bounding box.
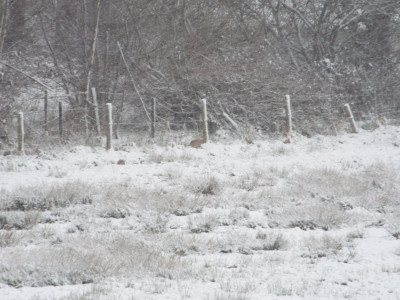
[0,0,400,147]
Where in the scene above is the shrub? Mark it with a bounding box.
[285,203,349,231]
[100,207,130,219]
[2,182,94,212]
[302,235,344,259]
[188,214,219,233]
[0,212,41,230]
[252,232,288,251]
[0,231,23,247]
[142,213,169,234]
[187,176,222,195]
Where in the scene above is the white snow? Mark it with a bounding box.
[0,126,400,299]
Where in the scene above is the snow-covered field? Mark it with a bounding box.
[0,126,400,300]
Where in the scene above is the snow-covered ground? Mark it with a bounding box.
[0,126,399,299]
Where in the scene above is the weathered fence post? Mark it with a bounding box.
[58,101,63,138]
[201,98,209,143]
[84,102,89,140]
[91,87,101,136]
[344,103,358,133]
[44,90,48,133]
[285,95,293,138]
[151,98,156,138]
[106,103,112,150]
[17,112,24,153]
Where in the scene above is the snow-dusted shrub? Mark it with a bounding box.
[219,280,255,297]
[2,181,94,211]
[47,166,69,178]
[4,195,92,212]
[164,165,184,181]
[188,214,219,233]
[167,234,209,256]
[36,224,57,240]
[0,232,185,288]
[386,210,400,239]
[0,265,95,287]
[147,148,194,164]
[268,166,289,178]
[287,220,320,231]
[0,211,40,230]
[381,265,400,274]
[294,168,367,198]
[266,280,300,297]
[271,144,291,156]
[235,170,278,191]
[187,176,222,195]
[228,207,249,224]
[142,212,169,234]
[252,231,288,251]
[346,229,365,242]
[285,203,349,231]
[147,150,166,164]
[140,278,172,294]
[115,183,205,215]
[0,231,24,247]
[99,207,130,219]
[56,285,112,300]
[306,140,323,152]
[168,196,204,216]
[302,235,344,259]
[388,225,400,240]
[209,289,252,300]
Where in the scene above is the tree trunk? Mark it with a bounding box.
[0,0,9,58]
[5,0,25,49]
[84,0,101,136]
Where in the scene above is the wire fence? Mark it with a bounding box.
[5,91,400,152]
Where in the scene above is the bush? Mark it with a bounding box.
[188,214,219,233]
[0,212,41,230]
[302,235,344,259]
[252,232,288,251]
[187,176,222,196]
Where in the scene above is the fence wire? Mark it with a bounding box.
[5,93,400,151]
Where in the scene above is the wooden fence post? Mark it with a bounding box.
[91,87,101,136]
[201,98,209,143]
[106,103,112,150]
[151,98,156,138]
[84,102,89,140]
[17,112,24,152]
[44,90,48,133]
[285,95,292,138]
[344,103,358,133]
[58,101,63,138]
